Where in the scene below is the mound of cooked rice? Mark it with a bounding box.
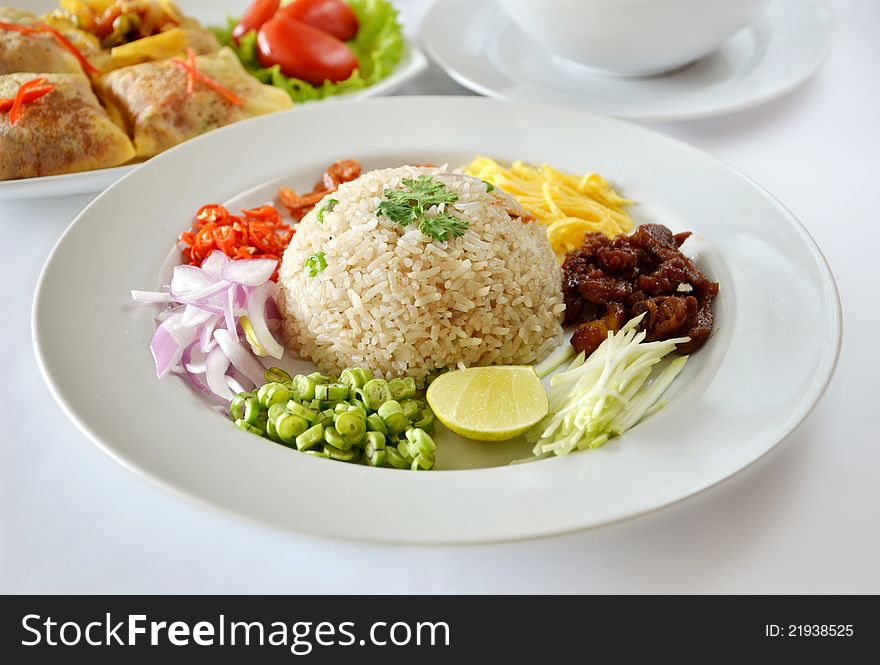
[277,165,564,379]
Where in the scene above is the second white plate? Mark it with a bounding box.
[0,0,427,201]
[421,0,834,122]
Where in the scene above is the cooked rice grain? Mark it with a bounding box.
[277,165,565,379]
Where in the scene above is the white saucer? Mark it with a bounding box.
[421,0,834,122]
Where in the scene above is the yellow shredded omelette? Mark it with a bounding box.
[464,156,634,262]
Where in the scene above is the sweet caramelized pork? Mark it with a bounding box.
[562,224,718,356]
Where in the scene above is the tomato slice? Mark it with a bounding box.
[232,0,280,44]
[280,0,359,41]
[257,15,359,84]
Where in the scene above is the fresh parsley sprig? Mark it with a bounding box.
[376,176,469,242]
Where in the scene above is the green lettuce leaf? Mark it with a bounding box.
[213,0,405,103]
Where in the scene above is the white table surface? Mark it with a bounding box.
[2,0,877,594]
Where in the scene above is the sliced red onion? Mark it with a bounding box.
[266,297,281,321]
[170,265,216,298]
[181,344,227,404]
[167,318,201,350]
[234,285,249,312]
[205,346,233,401]
[223,286,238,342]
[200,250,230,278]
[177,303,215,330]
[245,283,284,359]
[199,314,221,352]
[150,316,184,377]
[180,279,232,305]
[225,375,248,395]
[228,366,256,393]
[136,251,283,402]
[222,258,278,286]
[214,329,267,386]
[131,290,172,303]
[190,302,225,317]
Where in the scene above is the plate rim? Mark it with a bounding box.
[32,95,842,544]
[420,0,836,123]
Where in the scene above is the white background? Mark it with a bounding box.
[2,0,878,593]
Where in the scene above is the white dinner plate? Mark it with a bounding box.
[0,0,427,201]
[33,97,841,544]
[421,0,834,122]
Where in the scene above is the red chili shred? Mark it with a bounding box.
[178,204,293,281]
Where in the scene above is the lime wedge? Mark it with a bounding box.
[426,366,548,441]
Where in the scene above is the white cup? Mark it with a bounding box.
[497,0,771,76]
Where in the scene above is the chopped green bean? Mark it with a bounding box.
[414,407,435,431]
[385,446,410,469]
[314,411,334,428]
[229,393,250,421]
[389,377,417,400]
[385,414,409,436]
[396,441,414,462]
[346,405,367,420]
[361,379,391,410]
[316,383,349,401]
[236,396,260,425]
[266,416,280,442]
[365,431,386,451]
[336,411,367,445]
[324,425,350,450]
[304,251,328,277]
[264,367,292,383]
[340,367,373,390]
[411,454,433,470]
[286,401,317,422]
[317,198,338,224]
[296,423,324,451]
[377,400,403,418]
[379,400,408,435]
[257,382,291,408]
[292,375,316,401]
[267,403,288,422]
[366,413,387,434]
[365,433,386,467]
[405,428,437,457]
[253,413,269,432]
[276,413,309,444]
[400,399,421,421]
[324,444,357,462]
[308,372,334,384]
[235,419,264,436]
[236,364,439,470]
